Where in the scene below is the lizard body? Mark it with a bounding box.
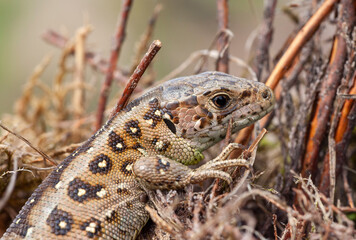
[2,71,274,239]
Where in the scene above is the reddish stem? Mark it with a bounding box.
[95,0,133,130]
[110,40,162,117]
[302,0,353,179]
[216,0,229,73]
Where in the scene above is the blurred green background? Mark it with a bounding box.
[0,0,291,115]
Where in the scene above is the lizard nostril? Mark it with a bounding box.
[262,89,271,100]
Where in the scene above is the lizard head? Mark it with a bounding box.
[160,71,275,150]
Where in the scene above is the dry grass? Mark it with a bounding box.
[1,1,355,239]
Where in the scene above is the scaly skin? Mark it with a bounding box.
[2,71,274,239]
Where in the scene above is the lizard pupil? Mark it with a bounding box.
[212,94,230,109]
[262,89,270,99]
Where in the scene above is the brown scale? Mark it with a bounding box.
[2,100,168,239]
[2,71,274,240]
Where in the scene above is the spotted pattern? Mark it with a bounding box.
[50,135,97,188]
[126,201,134,209]
[143,98,163,128]
[124,120,142,138]
[156,157,170,173]
[108,131,127,153]
[120,159,134,176]
[46,207,73,236]
[152,137,170,152]
[2,71,275,240]
[105,210,120,223]
[68,178,104,202]
[80,217,102,238]
[117,187,130,196]
[131,142,144,150]
[89,154,112,175]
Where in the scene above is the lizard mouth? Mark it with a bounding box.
[232,100,274,131]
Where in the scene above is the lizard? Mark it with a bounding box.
[1,71,274,240]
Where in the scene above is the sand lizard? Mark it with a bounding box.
[2,71,274,239]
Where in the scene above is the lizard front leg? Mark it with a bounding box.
[133,143,250,189]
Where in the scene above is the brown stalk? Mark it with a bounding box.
[95,0,133,130]
[272,214,278,240]
[334,76,356,143]
[110,40,162,117]
[265,0,337,90]
[228,129,267,192]
[15,55,52,121]
[0,155,18,212]
[230,0,277,158]
[73,26,92,118]
[253,0,277,81]
[52,37,73,122]
[233,0,336,154]
[42,30,128,85]
[130,4,162,74]
[216,0,229,73]
[343,168,355,208]
[301,0,353,180]
[0,123,56,166]
[319,74,356,195]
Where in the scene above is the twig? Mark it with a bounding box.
[161,49,255,83]
[193,189,291,239]
[95,0,133,130]
[342,168,355,208]
[110,40,162,117]
[21,164,56,171]
[0,122,57,166]
[73,25,92,118]
[0,167,35,178]
[52,35,73,121]
[195,29,233,74]
[253,0,277,81]
[265,0,338,90]
[225,129,267,201]
[239,0,336,158]
[229,125,254,159]
[216,0,229,72]
[15,55,52,120]
[272,214,278,240]
[145,205,178,236]
[130,4,162,74]
[0,156,18,211]
[302,0,353,180]
[42,30,128,85]
[320,72,356,198]
[244,128,267,158]
[334,73,356,143]
[281,5,300,24]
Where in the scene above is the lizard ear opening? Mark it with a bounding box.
[163,118,176,134]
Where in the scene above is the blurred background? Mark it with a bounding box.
[0,0,292,115]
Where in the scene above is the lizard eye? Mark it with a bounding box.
[211,94,231,109]
[262,89,271,100]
